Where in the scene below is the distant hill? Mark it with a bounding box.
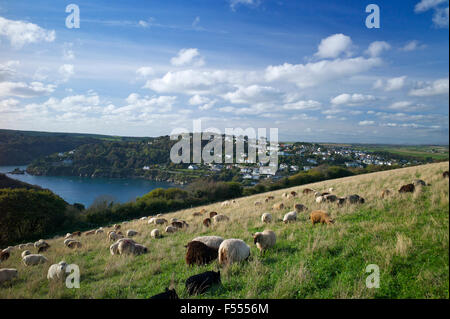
[0,173,42,190]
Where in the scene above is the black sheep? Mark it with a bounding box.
[185,271,221,296]
[150,288,179,299]
[185,241,218,266]
[399,184,415,193]
[0,250,10,262]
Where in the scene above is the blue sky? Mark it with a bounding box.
[0,0,448,144]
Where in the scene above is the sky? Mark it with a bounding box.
[0,0,448,144]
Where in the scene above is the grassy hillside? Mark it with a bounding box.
[0,162,448,299]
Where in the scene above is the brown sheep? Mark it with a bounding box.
[443,171,449,178]
[67,241,82,249]
[0,250,10,262]
[273,203,285,210]
[200,208,207,214]
[203,218,212,227]
[302,188,315,195]
[192,212,202,217]
[184,241,218,266]
[290,191,297,197]
[310,210,334,225]
[209,211,218,218]
[172,221,189,229]
[399,184,415,193]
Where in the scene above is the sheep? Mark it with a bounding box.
[253,230,276,255]
[192,212,202,217]
[273,203,284,210]
[283,211,297,223]
[117,239,147,256]
[203,218,212,227]
[381,189,392,198]
[261,212,273,223]
[265,196,275,202]
[302,188,316,195]
[165,226,177,233]
[147,217,155,224]
[67,241,82,249]
[150,229,161,239]
[95,228,104,234]
[156,214,162,217]
[200,208,207,214]
[140,217,147,221]
[172,221,189,229]
[185,241,218,266]
[126,230,138,237]
[192,236,224,250]
[154,218,168,225]
[413,179,427,187]
[35,240,50,253]
[21,250,31,258]
[346,194,365,204]
[213,214,230,223]
[113,224,121,230]
[47,261,68,280]
[281,192,288,199]
[254,200,263,207]
[443,171,449,178]
[209,211,218,218]
[310,210,334,225]
[328,187,334,192]
[84,230,96,236]
[290,191,298,197]
[108,231,123,241]
[315,196,325,204]
[170,218,179,223]
[185,271,221,296]
[22,254,48,266]
[399,184,415,193]
[150,288,179,299]
[294,204,307,213]
[324,194,338,202]
[218,239,250,265]
[0,268,18,284]
[0,250,10,262]
[109,242,120,255]
[64,233,72,239]
[221,201,231,207]
[18,244,26,250]
[337,197,347,206]
[72,231,81,237]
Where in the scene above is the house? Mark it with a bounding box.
[143,166,150,170]
[188,165,198,170]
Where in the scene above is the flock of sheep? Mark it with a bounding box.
[1,170,447,298]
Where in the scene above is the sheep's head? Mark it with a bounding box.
[252,233,262,244]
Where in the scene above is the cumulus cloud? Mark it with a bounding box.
[0,98,20,111]
[400,40,426,51]
[414,0,449,28]
[365,41,391,57]
[170,48,204,67]
[188,94,216,110]
[314,34,353,59]
[0,16,55,48]
[0,81,56,98]
[409,78,449,96]
[58,64,75,82]
[282,100,322,111]
[374,76,407,91]
[222,85,280,105]
[330,93,376,106]
[0,60,19,81]
[136,66,154,78]
[359,120,375,126]
[415,0,447,12]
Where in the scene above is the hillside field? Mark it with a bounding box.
[0,162,448,299]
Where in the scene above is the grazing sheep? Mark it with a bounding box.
[443,171,449,178]
[261,212,273,223]
[294,204,307,213]
[0,250,10,262]
[118,239,147,256]
[192,212,202,217]
[290,191,298,197]
[150,229,161,238]
[85,230,96,236]
[310,210,334,225]
[95,228,104,234]
[346,194,365,204]
[22,254,48,266]
[281,192,288,199]
[21,250,31,258]
[413,179,427,187]
[185,241,218,266]
[399,184,415,193]
[273,203,285,210]
[254,200,263,207]
[147,217,155,224]
[265,196,275,202]
[35,240,50,253]
[140,217,147,221]
[302,188,316,195]
[108,231,123,241]
[328,187,334,192]
[126,230,138,237]
[165,226,177,233]
[192,236,224,250]
[213,214,230,223]
[47,261,68,280]
[200,208,207,214]
[172,221,189,229]
[72,231,81,237]
[170,218,179,223]
[0,268,18,284]
[283,211,297,223]
[221,201,231,207]
[109,242,120,255]
[154,218,168,225]
[150,288,179,299]
[209,211,218,218]
[381,189,392,198]
[324,194,337,202]
[203,218,212,227]
[218,239,250,265]
[113,224,121,230]
[64,233,72,239]
[315,196,325,204]
[337,197,347,206]
[67,241,82,249]
[253,230,276,255]
[185,271,221,296]
[18,244,26,250]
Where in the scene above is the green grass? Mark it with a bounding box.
[0,162,448,299]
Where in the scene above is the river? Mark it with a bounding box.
[0,165,174,207]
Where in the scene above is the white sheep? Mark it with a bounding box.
[283,211,297,223]
[253,230,276,255]
[140,216,147,220]
[108,231,123,241]
[221,200,231,207]
[21,250,31,258]
[0,268,18,284]
[213,214,230,223]
[18,244,26,250]
[315,196,325,204]
[154,218,168,225]
[110,238,136,255]
[148,217,155,224]
[64,233,72,239]
[170,218,179,223]
[22,254,48,266]
[261,213,273,223]
[47,261,68,280]
[165,226,177,233]
[95,228,104,234]
[34,240,48,249]
[151,229,161,238]
[127,230,138,237]
[218,239,250,265]
[117,239,147,255]
[192,236,224,250]
[67,241,82,249]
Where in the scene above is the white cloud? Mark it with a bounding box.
[365,41,391,57]
[58,64,75,82]
[138,20,149,28]
[192,16,200,28]
[170,48,204,67]
[222,85,280,104]
[136,66,154,78]
[374,76,407,91]
[188,94,216,110]
[359,120,375,126]
[401,40,426,51]
[415,0,447,12]
[266,56,382,88]
[283,100,322,111]
[330,93,376,106]
[409,78,449,96]
[415,0,449,28]
[0,98,20,111]
[433,6,449,27]
[230,0,260,10]
[0,81,56,98]
[314,34,353,59]
[0,60,19,81]
[0,16,55,48]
